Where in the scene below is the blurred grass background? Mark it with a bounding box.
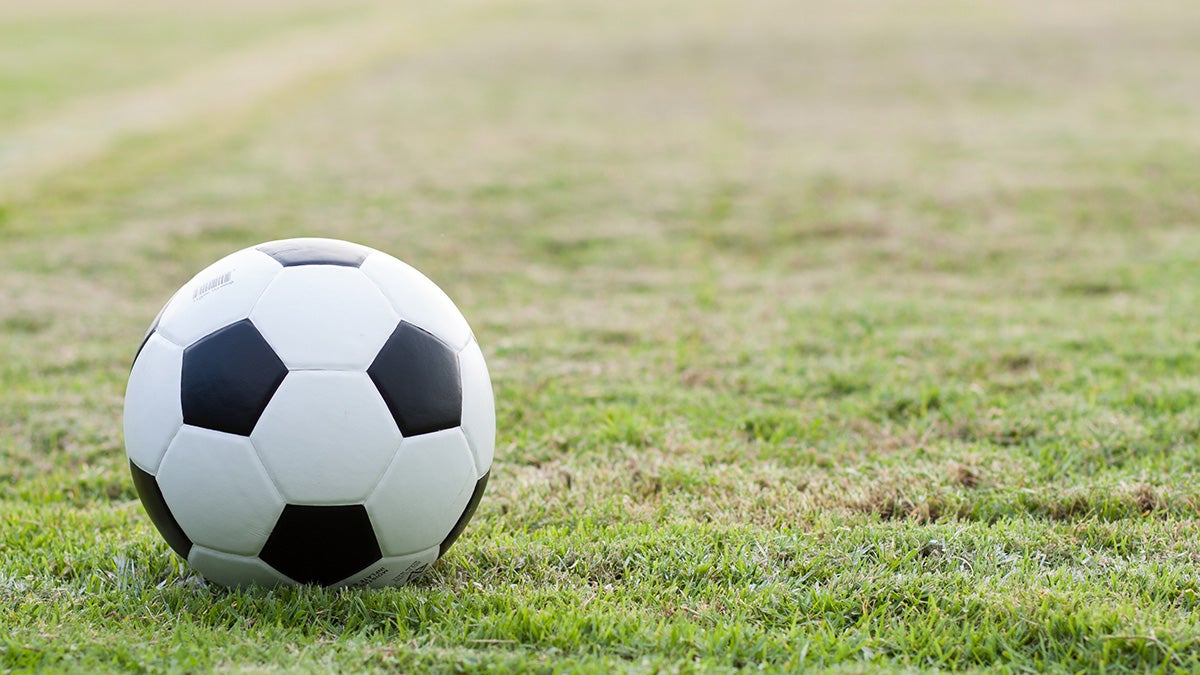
[4,0,1200,670]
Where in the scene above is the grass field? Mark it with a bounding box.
[4,0,1200,671]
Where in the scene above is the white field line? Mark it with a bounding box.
[0,6,477,201]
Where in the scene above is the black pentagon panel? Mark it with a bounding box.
[368,322,462,437]
[260,504,382,586]
[439,472,490,557]
[181,319,288,436]
[130,461,193,559]
[256,239,369,268]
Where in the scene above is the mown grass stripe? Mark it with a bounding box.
[0,1,524,204]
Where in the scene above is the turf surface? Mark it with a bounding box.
[4,0,1200,671]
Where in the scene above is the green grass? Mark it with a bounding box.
[5,0,1200,671]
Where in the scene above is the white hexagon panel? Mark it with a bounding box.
[155,248,283,347]
[188,546,294,587]
[156,426,285,556]
[366,429,477,557]
[124,333,184,474]
[360,253,473,351]
[458,338,496,476]
[249,266,398,370]
[251,370,402,504]
[338,546,440,589]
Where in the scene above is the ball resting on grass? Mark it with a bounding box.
[123,237,495,588]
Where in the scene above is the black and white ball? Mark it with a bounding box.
[123,238,494,588]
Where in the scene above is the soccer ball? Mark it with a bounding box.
[123,238,495,588]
